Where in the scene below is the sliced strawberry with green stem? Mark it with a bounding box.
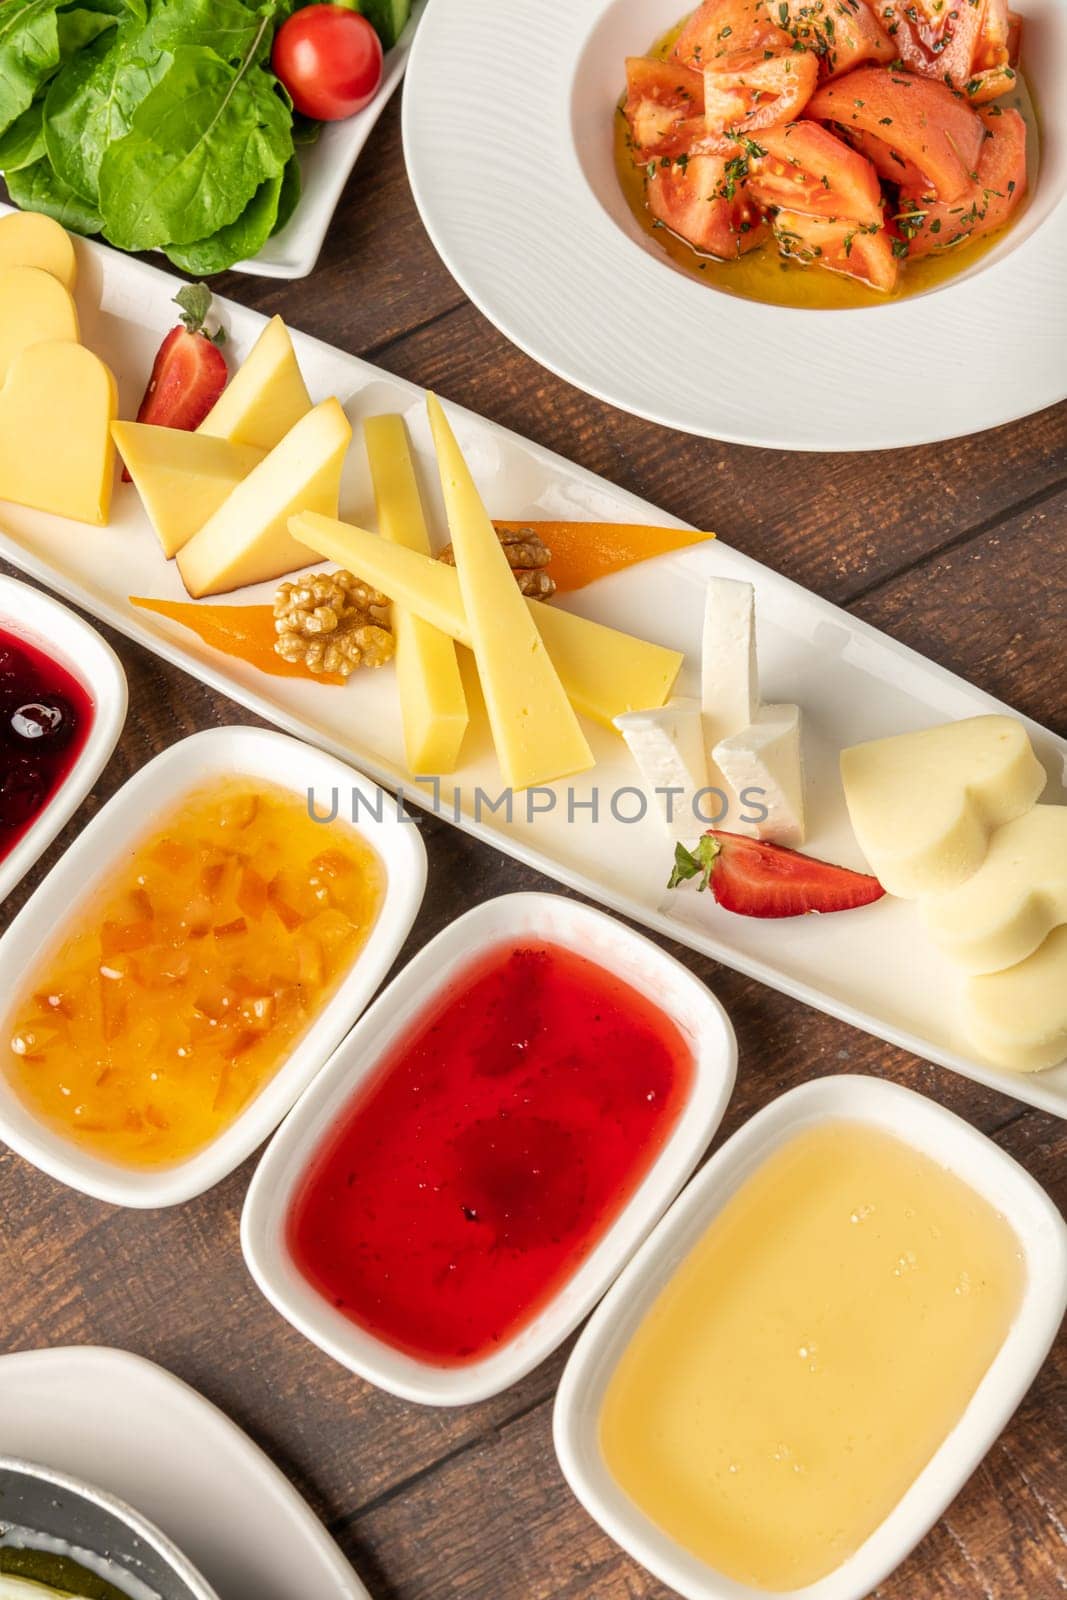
[668,830,885,917]
[121,284,228,480]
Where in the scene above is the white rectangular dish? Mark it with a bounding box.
[242,891,738,1405]
[235,0,427,279]
[553,1074,1067,1600]
[0,725,427,1207]
[0,217,1064,1115]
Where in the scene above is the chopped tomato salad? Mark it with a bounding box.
[621,0,1028,294]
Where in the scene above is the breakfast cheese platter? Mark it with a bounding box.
[0,206,1064,1117]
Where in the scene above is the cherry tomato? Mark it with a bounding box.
[272,5,383,121]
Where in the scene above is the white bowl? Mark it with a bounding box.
[241,891,738,1405]
[554,1074,1067,1600]
[0,726,427,1207]
[0,574,126,907]
[236,0,427,279]
[403,0,1067,447]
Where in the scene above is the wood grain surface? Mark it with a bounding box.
[2,93,1066,1600]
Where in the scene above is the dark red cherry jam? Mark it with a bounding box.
[287,941,694,1365]
[0,628,92,863]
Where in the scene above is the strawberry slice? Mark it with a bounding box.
[121,284,227,480]
[668,830,885,918]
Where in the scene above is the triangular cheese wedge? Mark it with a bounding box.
[290,509,684,729]
[198,314,311,453]
[0,264,79,379]
[426,394,592,790]
[177,398,351,598]
[364,414,469,775]
[0,341,116,524]
[840,715,1046,898]
[0,210,77,289]
[113,422,264,557]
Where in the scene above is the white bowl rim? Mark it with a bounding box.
[241,889,739,1406]
[553,1073,1067,1600]
[402,0,1067,449]
[0,575,127,907]
[0,724,428,1208]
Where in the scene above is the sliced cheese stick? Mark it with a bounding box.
[701,578,758,750]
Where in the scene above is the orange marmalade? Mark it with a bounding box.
[4,779,384,1169]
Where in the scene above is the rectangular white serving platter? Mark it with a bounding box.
[1,215,1064,1117]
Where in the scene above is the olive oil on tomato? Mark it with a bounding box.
[615,27,1041,309]
[286,942,695,1364]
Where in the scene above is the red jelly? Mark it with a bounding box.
[287,941,695,1364]
[0,627,92,864]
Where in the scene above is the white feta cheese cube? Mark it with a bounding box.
[614,698,709,839]
[714,703,806,847]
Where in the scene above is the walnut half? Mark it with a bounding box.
[439,526,556,599]
[273,572,395,678]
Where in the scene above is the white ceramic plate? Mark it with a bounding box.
[0,220,1064,1117]
[236,1,427,279]
[554,1074,1067,1600]
[0,574,127,906]
[243,892,738,1405]
[401,0,1067,449]
[0,1345,369,1600]
[0,726,427,1207]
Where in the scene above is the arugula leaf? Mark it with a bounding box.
[136,0,275,67]
[0,99,45,170]
[0,0,64,135]
[6,155,103,233]
[55,7,118,55]
[164,167,284,274]
[43,22,167,202]
[98,39,292,250]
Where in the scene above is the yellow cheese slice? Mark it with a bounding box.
[0,341,116,524]
[198,315,311,453]
[921,805,1067,974]
[840,715,1046,898]
[0,210,77,289]
[113,421,264,558]
[177,398,350,598]
[291,511,684,727]
[962,923,1067,1073]
[424,394,592,790]
[364,414,468,775]
[0,264,79,378]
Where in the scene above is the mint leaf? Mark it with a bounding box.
[98,38,292,251]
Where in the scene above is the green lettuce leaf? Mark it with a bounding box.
[98,38,292,250]
[164,166,284,274]
[0,0,65,133]
[43,22,167,201]
[0,99,45,170]
[6,155,103,233]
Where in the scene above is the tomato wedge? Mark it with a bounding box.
[647,153,769,257]
[703,45,819,132]
[747,120,883,224]
[807,67,985,200]
[896,105,1027,257]
[834,123,925,187]
[765,0,895,76]
[879,0,1004,91]
[624,57,707,157]
[774,209,900,289]
[672,0,788,66]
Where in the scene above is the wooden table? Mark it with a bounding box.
[2,94,1065,1600]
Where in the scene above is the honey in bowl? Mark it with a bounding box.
[4,779,384,1169]
[599,1121,1024,1591]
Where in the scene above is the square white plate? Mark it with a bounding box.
[243,891,737,1405]
[236,1,427,279]
[0,1345,369,1600]
[554,1074,1067,1600]
[0,220,1064,1116]
[0,725,427,1206]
